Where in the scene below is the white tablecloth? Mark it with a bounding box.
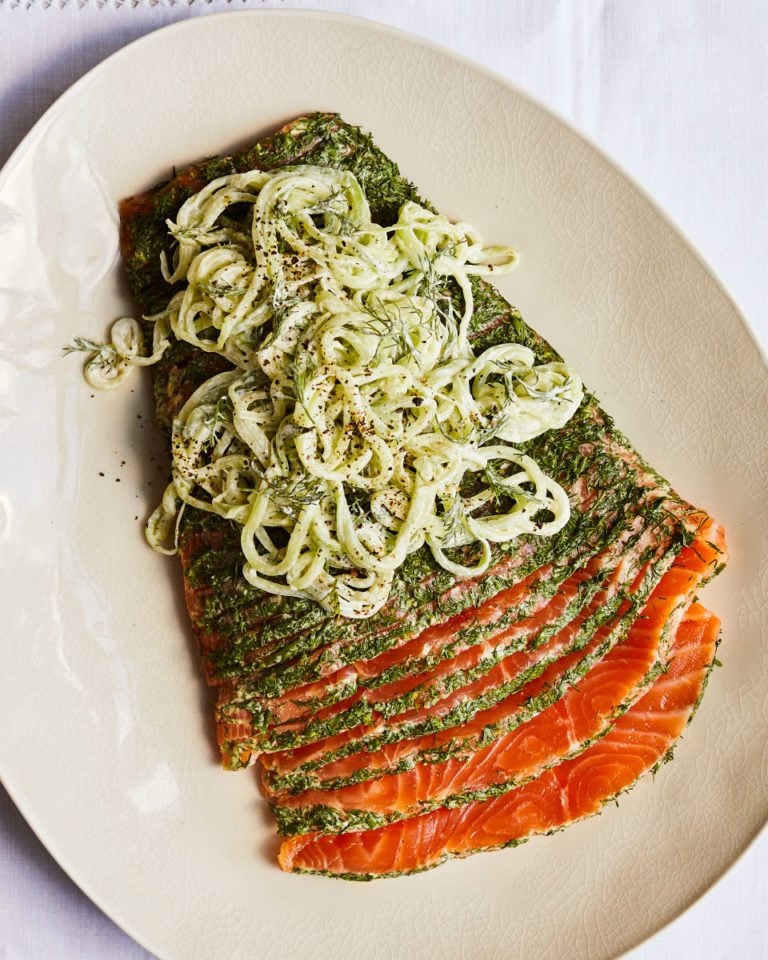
[1,2,766,957]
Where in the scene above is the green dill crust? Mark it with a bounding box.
[118,112,683,695]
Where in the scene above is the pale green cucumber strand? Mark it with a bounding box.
[83,316,171,390]
[426,535,492,579]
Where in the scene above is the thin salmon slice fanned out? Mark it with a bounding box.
[261,514,720,799]
[261,558,656,795]
[269,517,724,835]
[116,113,729,879]
[278,602,721,878]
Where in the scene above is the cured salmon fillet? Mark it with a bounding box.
[270,516,724,834]
[117,113,728,878]
[278,602,721,877]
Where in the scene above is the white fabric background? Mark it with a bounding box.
[1,2,766,957]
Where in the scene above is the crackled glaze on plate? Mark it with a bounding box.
[0,11,766,960]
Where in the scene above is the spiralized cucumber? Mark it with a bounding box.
[76,166,583,618]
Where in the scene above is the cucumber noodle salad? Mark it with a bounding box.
[71,166,583,618]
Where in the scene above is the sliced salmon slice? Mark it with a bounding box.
[278,601,721,877]
[271,518,724,834]
[264,516,721,795]
[261,549,668,794]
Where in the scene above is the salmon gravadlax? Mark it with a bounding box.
[116,113,728,879]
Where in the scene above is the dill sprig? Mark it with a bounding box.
[199,279,250,300]
[488,359,577,406]
[483,460,540,508]
[437,494,469,548]
[205,394,235,449]
[262,474,324,515]
[360,296,430,366]
[62,336,109,357]
[417,253,460,346]
[271,278,304,338]
[288,354,320,430]
[303,187,357,236]
[289,355,317,406]
[62,337,123,382]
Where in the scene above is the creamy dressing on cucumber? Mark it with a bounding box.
[74,166,583,618]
